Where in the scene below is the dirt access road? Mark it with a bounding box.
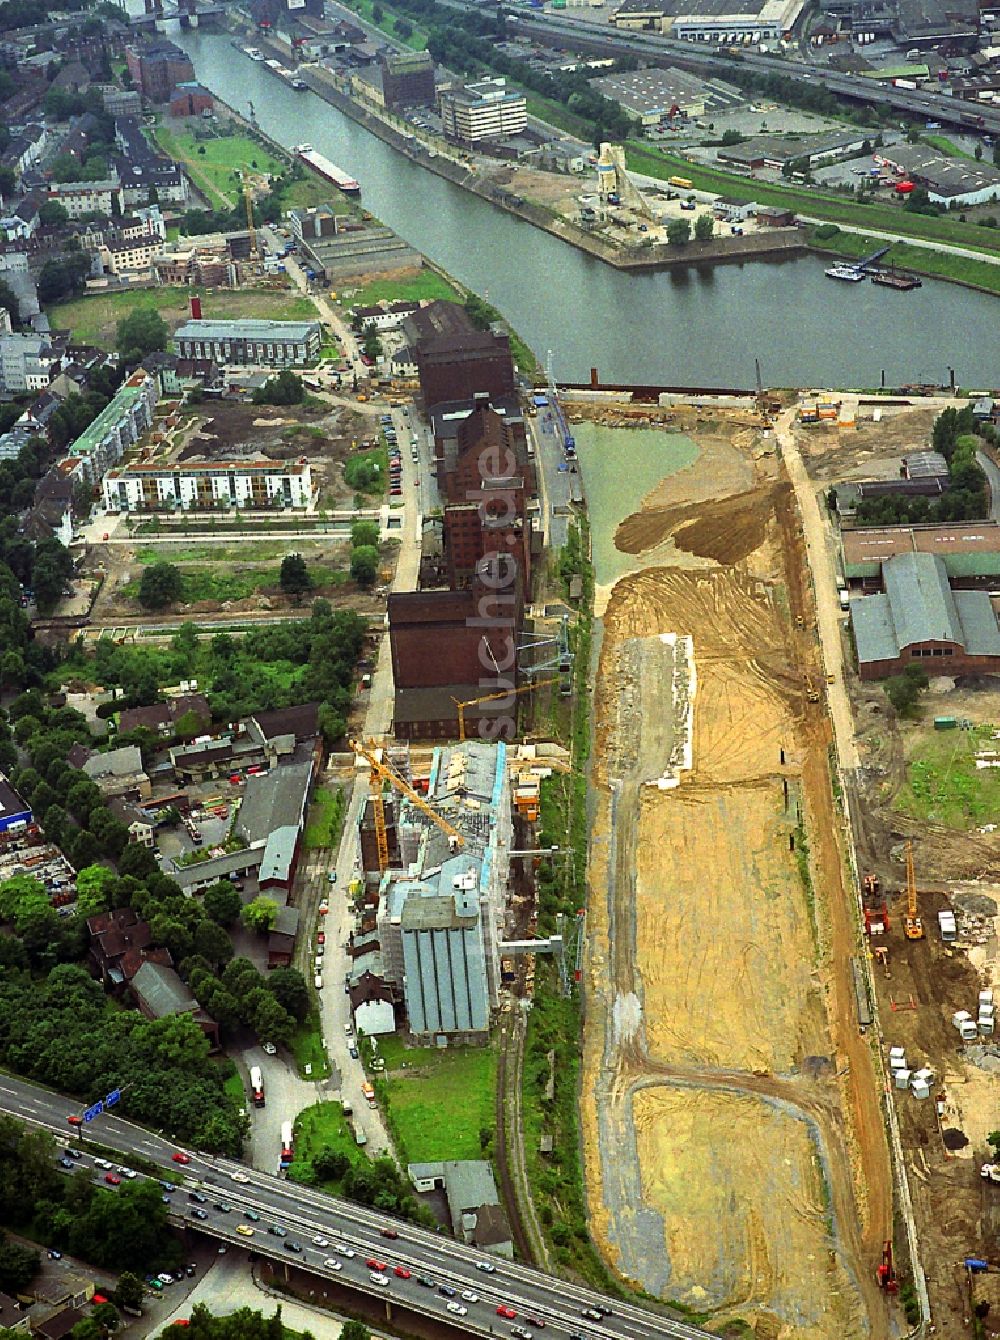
[580,415,893,1337]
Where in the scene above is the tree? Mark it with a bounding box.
[350,545,378,586]
[38,200,70,226]
[202,880,242,927]
[666,217,691,246]
[0,1232,38,1294]
[341,1322,371,1340]
[250,992,294,1046]
[75,865,117,917]
[32,539,74,613]
[242,897,278,933]
[268,966,310,1021]
[111,1271,144,1312]
[351,520,379,548]
[115,307,168,363]
[279,553,312,603]
[117,842,158,880]
[138,562,182,611]
[251,370,304,406]
[694,212,714,241]
[193,919,234,971]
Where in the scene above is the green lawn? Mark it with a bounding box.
[343,0,428,49]
[345,269,461,308]
[50,287,319,349]
[135,542,323,564]
[122,563,346,604]
[224,1070,247,1113]
[290,1009,330,1081]
[303,786,345,851]
[893,724,1000,828]
[922,134,978,161]
[806,225,1000,295]
[292,1100,368,1168]
[377,1036,496,1163]
[626,143,1000,256]
[281,172,353,213]
[155,126,285,210]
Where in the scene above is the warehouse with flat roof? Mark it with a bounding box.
[612,0,807,43]
[591,66,735,122]
[842,521,1000,586]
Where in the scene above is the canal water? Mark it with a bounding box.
[174,29,999,389]
[573,424,698,588]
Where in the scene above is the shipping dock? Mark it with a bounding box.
[870,266,922,290]
[294,143,361,196]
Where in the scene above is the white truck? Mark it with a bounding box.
[938,909,957,942]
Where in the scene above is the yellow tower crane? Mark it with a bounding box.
[452,677,560,743]
[904,840,924,941]
[239,172,259,270]
[351,738,465,873]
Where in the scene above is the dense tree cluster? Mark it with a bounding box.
[855,405,990,527]
[62,604,367,743]
[291,1146,436,1228]
[0,964,244,1153]
[0,1114,178,1287]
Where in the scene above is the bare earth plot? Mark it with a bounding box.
[581,423,891,1338]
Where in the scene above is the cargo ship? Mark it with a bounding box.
[263,58,307,90]
[294,143,361,196]
[825,263,865,282]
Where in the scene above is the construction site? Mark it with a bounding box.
[784,395,1000,1336]
[573,397,893,1337]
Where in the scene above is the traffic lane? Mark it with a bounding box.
[7,1078,705,1340]
[182,1204,616,1340]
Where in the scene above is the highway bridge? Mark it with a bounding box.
[1,1074,711,1340]
[497,8,1000,137]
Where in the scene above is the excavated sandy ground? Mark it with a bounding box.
[581,421,891,1338]
[632,1088,868,1339]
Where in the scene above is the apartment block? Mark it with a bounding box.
[0,333,57,393]
[66,370,157,485]
[47,178,125,219]
[102,458,314,513]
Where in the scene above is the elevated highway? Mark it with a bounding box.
[2,1073,711,1340]
[500,9,1000,136]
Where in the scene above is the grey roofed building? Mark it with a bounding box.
[406,1159,513,1255]
[172,847,262,894]
[852,551,1000,677]
[399,854,490,1037]
[236,760,312,846]
[259,824,299,885]
[131,960,197,1017]
[81,744,144,779]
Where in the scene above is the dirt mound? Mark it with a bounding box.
[615,486,780,565]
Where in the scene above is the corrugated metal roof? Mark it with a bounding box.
[883,552,962,648]
[953,592,1000,655]
[852,594,901,665]
[259,824,299,883]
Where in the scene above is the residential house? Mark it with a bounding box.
[130,960,220,1049]
[79,744,151,801]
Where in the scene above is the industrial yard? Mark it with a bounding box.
[577,406,892,1336]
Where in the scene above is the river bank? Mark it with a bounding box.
[239,27,1000,293]
[243,31,809,275]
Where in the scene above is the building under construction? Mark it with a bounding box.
[348,740,512,1041]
